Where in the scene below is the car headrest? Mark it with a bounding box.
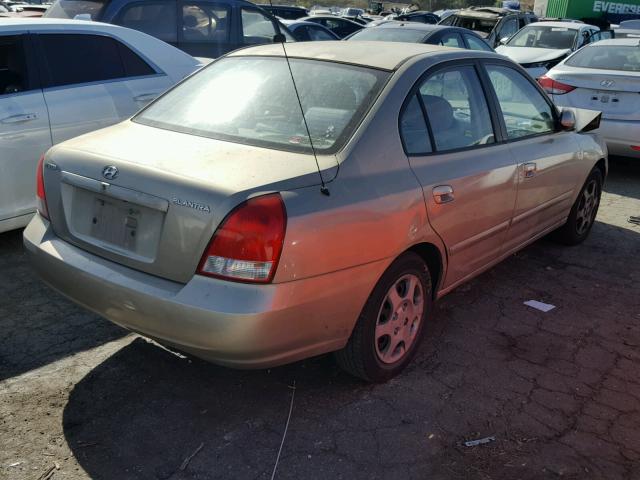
[421,94,454,131]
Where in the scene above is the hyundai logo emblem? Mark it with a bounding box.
[102,165,119,180]
[600,79,615,88]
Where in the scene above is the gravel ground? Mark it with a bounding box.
[1,159,639,480]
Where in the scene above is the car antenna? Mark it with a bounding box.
[269,4,330,196]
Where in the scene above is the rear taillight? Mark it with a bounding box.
[538,75,576,95]
[631,146,640,152]
[36,155,49,220]
[197,194,287,283]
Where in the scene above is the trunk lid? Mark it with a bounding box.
[43,121,337,283]
[550,66,640,121]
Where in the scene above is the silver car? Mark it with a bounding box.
[540,38,640,158]
[24,42,607,382]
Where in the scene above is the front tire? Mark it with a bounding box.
[555,168,603,246]
[335,252,432,382]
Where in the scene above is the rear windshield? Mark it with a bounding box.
[440,15,497,36]
[508,25,577,49]
[347,27,426,42]
[566,45,640,71]
[43,0,106,19]
[134,56,389,154]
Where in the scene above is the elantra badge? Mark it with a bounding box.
[102,165,119,180]
[171,196,211,213]
[600,80,615,88]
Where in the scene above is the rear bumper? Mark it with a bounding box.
[596,118,640,159]
[24,214,386,368]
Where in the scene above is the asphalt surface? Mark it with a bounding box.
[1,159,639,480]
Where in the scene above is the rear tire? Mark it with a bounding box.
[335,252,432,383]
[554,168,603,246]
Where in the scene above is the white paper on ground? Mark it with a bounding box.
[524,300,556,312]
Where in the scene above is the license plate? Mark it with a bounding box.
[90,197,141,251]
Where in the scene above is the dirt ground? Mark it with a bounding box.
[1,159,639,480]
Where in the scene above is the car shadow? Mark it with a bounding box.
[0,229,127,381]
[61,217,640,480]
[606,156,640,201]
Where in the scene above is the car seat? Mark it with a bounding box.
[421,94,466,151]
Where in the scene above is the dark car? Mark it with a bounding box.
[439,6,537,48]
[300,15,363,38]
[43,0,294,58]
[345,22,494,52]
[258,4,307,20]
[395,11,439,24]
[282,19,339,41]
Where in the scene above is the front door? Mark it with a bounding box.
[401,63,518,288]
[483,62,582,252]
[0,34,51,231]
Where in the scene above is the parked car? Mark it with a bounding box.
[43,0,294,58]
[345,23,494,52]
[613,27,640,39]
[540,38,640,158]
[25,42,606,381]
[394,11,439,24]
[439,6,537,48]
[282,19,339,41]
[258,4,307,20]
[0,18,200,233]
[299,15,363,38]
[496,21,604,79]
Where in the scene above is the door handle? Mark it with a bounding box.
[1,113,38,124]
[134,93,158,102]
[433,185,454,204]
[524,163,537,178]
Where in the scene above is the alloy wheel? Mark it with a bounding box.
[575,179,600,235]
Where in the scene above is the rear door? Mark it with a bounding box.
[178,0,232,57]
[35,33,169,144]
[0,33,51,228]
[400,62,518,288]
[483,62,582,251]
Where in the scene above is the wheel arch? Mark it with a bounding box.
[594,158,607,179]
[406,242,444,300]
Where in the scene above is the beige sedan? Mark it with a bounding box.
[24,42,606,382]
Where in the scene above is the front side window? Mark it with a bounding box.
[135,57,389,154]
[181,3,230,43]
[39,34,155,87]
[0,35,31,96]
[499,17,519,40]
[114,2,178,43]
[565,45,640,72]
[418,66,495,152]
[241,8,277,44]
[486,65,555,140]
[508,25,578,49]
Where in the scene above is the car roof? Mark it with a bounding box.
[589,38,640,46]
[0,17,102,27]
[229,41,492,70]
[525,21,592,30]
[377,22,445,32]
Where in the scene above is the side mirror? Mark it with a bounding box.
[559,109,576,131]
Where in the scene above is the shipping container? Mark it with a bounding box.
[535,0,640,22]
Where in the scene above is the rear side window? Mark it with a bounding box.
[39,34,155,88]
[486,65,555,140]
[0,35,32,95]
[114,1,178,43]
[438,32,464,48]
[464,34,492,51]
[400,94,431,155]
[418,66,495,152]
